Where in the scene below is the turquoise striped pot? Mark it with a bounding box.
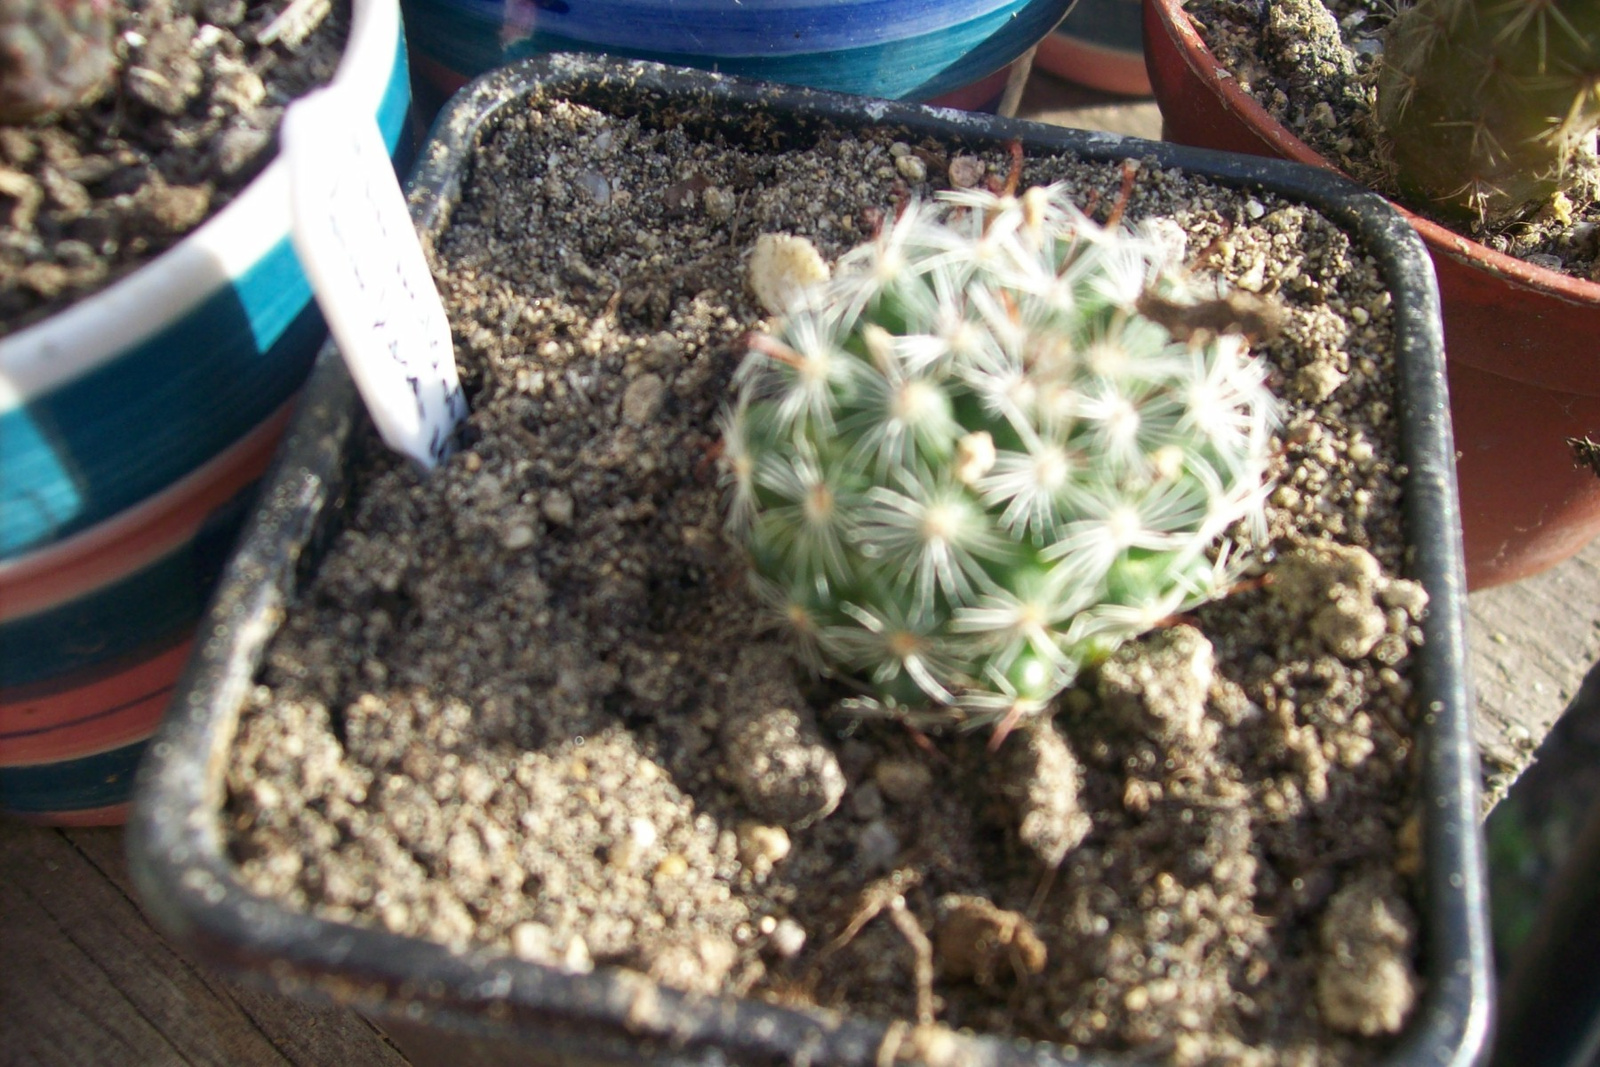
[0,0,414,825]
[403,0,1077,105]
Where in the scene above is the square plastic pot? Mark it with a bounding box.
[128,54,1490,1067]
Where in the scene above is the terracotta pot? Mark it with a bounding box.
[1142,0,1600,590]
[1035,0,1150,95]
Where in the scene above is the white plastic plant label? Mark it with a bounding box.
[282,87,467,470]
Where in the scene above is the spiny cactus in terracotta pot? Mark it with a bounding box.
[1375,0,1600,226]
[0,0,115,122]
[722,183,1280,733]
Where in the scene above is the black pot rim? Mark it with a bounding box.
[128,52,1489,1067]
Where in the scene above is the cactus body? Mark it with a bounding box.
[1376,0,1600,227]
[722,186,1279,729]
[0,0,114,124]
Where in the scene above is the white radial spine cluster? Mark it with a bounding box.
[723,181,1280,730]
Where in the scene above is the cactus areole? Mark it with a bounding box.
[1376,0,1600,227]
[722,184,1281,730]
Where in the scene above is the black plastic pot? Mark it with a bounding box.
[128,54,1490,1067]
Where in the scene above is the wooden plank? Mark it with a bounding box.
[1468,541,1600,806]
[1,828,175,1066]
[64,826,410,1067]
[0,820,259,1066]
[1018,77,1163,139]
[0,820,407,1067]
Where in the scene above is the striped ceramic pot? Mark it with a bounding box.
[0,0,414,824]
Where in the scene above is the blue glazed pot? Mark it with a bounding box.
[0,0,414,825]
[403,0,1077,105]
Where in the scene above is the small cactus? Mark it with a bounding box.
[0,0,115,124]
[721,184,1280,731]
[1375,0,1600,227]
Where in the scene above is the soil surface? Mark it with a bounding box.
[227,94,1432,1065]
[0,0,347,335]
[1182,0,1600,282]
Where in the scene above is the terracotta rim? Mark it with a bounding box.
[12,801,131,827]
[1035,28,1150,96]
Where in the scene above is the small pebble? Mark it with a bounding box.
[628,817,659,850]
[511,923,593,973]
[748,232,830,315]
[654,854,689,880]
[213,122,273,177]
[574,169,611,206]
[501,523,535,550]
[703,186,737,220]
[736,822,791,872]
[541,490,574,525]
[769,917,807,958]
[720,647,846,828]
[856,819,900,873]
[622,373,666,424]
[873,758,933,803]
[935,895,1046,984]
[137,181,211,235]
[200,0,246,24]
[645,935,738,994]
[850,781,885,821]
[894,154,927,182]
[948,155,985,189]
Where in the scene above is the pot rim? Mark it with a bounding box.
[1143,0,1600,310]
[130,52,1489,1067]
[0,0,406,402]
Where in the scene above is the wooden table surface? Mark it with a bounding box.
[6,73,1600,1067]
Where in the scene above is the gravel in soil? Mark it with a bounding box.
[1182,0,1600,281]
[0,0,347,335]
[226,94,1433,1065]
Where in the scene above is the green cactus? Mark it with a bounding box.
[0,0,115,124]
[721,184,1280,731]
[1375,0,1600,227]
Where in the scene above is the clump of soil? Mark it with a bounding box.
[226,94,1432,1065]
[0,0,348,335]
[1182,0,1600,281]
